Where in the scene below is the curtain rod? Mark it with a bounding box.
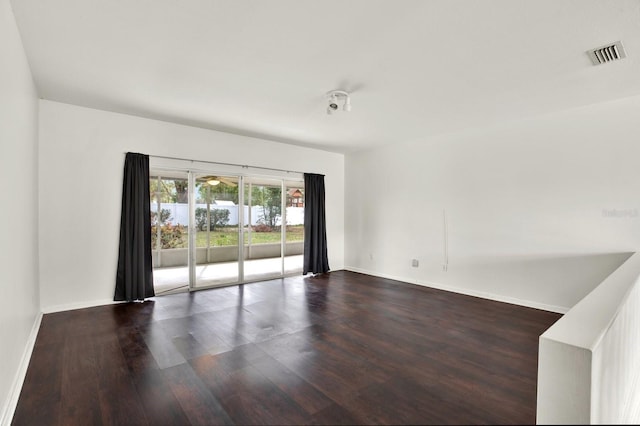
[138,153,314,176]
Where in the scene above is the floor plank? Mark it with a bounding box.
[13,271,561,425]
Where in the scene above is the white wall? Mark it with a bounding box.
[0,0,40,423]
[345,95,640,312]
[538,252,640,424]
[38,100,344,312]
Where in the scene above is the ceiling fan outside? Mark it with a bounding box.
[199,175,238,187]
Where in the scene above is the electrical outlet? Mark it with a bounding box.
[411,259,419,267]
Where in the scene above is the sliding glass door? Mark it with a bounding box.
[193,174,240,288]
[150,170,190,295]
[284,181,305,274]
[243,177,284,282]
[150,167,303,294]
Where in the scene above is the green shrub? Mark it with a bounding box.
[195,207,230,231]
[252,223,272,232]
[151,208,172,226]
[195,208,207,231]
[151,223,186,249]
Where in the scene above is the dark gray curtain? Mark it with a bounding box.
[114,152,154,301]
[303,173,330,275]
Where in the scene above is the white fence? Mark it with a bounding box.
[152,203,304,226]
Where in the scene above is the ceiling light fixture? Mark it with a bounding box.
[343,96,351,112]
[207,179,220,186]
[326,90,351,115]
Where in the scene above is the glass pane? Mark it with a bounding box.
[194,174,240,288]
[244,178,283,281]
[150,171,190,295]
[284,182,304,274]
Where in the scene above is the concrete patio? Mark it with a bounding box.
[153,254,304,295]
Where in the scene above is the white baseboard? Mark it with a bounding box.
[344,266,569,314]
[0,311,42,426]
[42,298,123,314]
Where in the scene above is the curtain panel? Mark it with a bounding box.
[114,152,154,301]
[303,173,330,275]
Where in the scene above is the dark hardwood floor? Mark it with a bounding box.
[13,270,561,425]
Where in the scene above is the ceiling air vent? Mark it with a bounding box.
[587,41,626,65]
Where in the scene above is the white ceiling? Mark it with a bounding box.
[10,0,640,153]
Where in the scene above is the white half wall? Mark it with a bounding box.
[345,95,640,311]
[0,0,40,423]
[38,100,344,311]
[538,252,640,424]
